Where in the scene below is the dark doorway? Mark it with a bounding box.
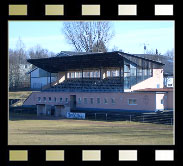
[70,95,76,110]
[51,107,55,116]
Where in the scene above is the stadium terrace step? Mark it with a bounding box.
[43,77,124,92]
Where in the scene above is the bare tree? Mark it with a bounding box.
[164,49,174,59]
[28,45,50,59]
[111,45,124,52]
[62,21,114,52]
[92,40,108,52]
[9,39,29,89]
[28,45,55,69]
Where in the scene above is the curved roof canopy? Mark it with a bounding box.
[27,51,164,73]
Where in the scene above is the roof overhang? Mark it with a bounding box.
[27,51,164,73]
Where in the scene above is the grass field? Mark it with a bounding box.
[8,116,174,145]
[9,91,36,106]
[9,91,33,99]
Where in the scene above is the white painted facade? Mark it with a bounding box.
[29,68,57,89]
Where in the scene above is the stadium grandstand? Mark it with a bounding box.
[23,51,173,117]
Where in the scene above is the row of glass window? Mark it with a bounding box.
[67,70,122,78]
[38,97,68,103]
[81,98,137,105]
[38,97,137,105]
[67,68,152,79]
[78,97,116,104]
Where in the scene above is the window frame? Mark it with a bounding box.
[128,98,137,105]
[104,98,108,104]
[78,97,82,104]
[97,97,100,104]
[111,98,116,104]
[38,97,41,102]
[43,97,46,102]
[90,98,94,104]
[84,98,87,104]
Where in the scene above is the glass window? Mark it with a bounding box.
[67,72,70,78]
[96,71,100,77]
[48,97,51,102]
[120,68,123,76]
[84,98,87,104]
[65,98,68,103]
[107,71,111,77]
[71,72,75,78]
[75,71,82,78]
[43,97,46,102]
[116,70,119,76]
[79,72,82,78]
[38,97,41,102]
[131,68,136,76]
[149,68,153,77]
[124,64,130,72]
[111,71,116,77]
[128,99,137,105]
[161,99,164,104]
[111,98,115,104]
[75,72,79,78]
[90,98,94,104]
[54,97,57,102]
[104,98,108,104]
[124,73,130,77]
[78,97,82,104]
[143,69,147,76]
[60,97,62,102]
[86,72,90,78]
[124,77,130,89]
[90,71,94,77]
[97,98,100,104]
[93,71,98,77]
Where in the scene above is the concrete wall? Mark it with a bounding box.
[167,91,173,110]
[24,92,158,112]
[55,105,62,117]
[57,72,66,84]
[31,77,57,89]
[37,104,46,116]
[36,104,69,117]
[30,68,57,89]
[31,68,39,77]
[131,69,164,91]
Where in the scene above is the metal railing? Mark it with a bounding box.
[85,111,173,125]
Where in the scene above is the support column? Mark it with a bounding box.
[50,72,51,87]
[100,68,102,80]
[82,69,83,87]
[119,66,122,83]
[65,71,67,80]
[100,68,106,79]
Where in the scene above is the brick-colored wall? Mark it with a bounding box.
[131,69,164,91]
[23,92,158,111]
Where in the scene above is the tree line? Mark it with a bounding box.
[9,39,55,89]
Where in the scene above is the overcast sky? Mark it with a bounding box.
[9,21,174,55]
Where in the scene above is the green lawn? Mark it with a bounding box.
[8,118,174,145]
[9,91,33,99]
[9,91,37,106]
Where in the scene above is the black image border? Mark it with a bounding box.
[0,0,180,166]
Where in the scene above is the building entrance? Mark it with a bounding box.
[70,95,76,110]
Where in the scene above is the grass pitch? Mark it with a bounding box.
[8,117,174,145]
